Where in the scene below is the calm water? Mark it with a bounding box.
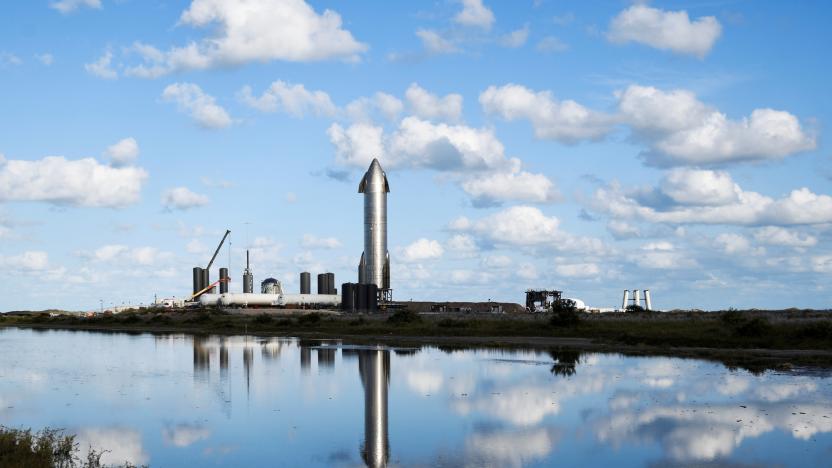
[1,328,831,467]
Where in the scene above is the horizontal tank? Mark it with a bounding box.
[199,293,341,308]
[279,294,341,307]
[198,293,222,307]
[220,293,282,307]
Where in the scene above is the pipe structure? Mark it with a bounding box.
[358,159,390,291]
[644,290,652,311]
[633,289,641,309]
[621,290,630,310]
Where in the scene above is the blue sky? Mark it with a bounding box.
[1,0,830,311]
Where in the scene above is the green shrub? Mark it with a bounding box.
[720,310,744,326]
[348,317,367,326]
[625,304,646,313]
[298,313,321,324]
[387,310,421,324]
[550,299,581,327]
[796,321,832,340]
[119,314,140,324]
[149,314,171,324]
[0,426,119,468]
[734,317,772,338]
[437,318,469,328]
[253,313,272,324]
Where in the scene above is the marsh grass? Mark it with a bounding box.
[0,426,140,468]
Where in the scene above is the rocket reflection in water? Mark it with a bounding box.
[358,349,390,468]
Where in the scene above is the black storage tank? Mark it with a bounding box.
[317,273,326,295]
[342,283,355,312]
[356,284,368,312]
[193,267,203,294]
[219,268,229,294]
[325,272,335,294]
[366,283,379,312]
[300,272,311,294]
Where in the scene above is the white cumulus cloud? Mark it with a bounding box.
[104,137,140,166]
[455,205,605,253]
[461,169,558,207]
[85,50,117,79]
[405,83,463,122]
[618,85,816,166]
[591,170,832,226]
[454,0,495,30]
[125,0,366,77]
[300,234,342,249]
[51,0,101,14]
[400,238,444,262]
[162,83,232,129]
[161,187,209,211]
[239,80,337,117]
[753,226,817,248]
[480,84,612,143]
[607,4,722,58]
[0,251,50,271]
[499,25,530,48]
[416,29,459,54]
[0,155,146,207]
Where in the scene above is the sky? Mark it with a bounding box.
[1,0,830,311]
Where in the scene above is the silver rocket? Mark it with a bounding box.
[358,158,390,290]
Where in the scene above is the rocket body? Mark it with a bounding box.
[359,159,390,290]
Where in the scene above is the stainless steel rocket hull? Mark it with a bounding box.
[359,159,390,290]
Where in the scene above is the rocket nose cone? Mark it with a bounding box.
[359,158,390,193]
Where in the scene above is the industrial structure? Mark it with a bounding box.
[525,289,563,312]
[622,289,653,311]
[358,159,392,303]
[185,159,395,312]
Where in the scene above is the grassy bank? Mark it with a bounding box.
[0,426,138,468]
[3,308,832,369]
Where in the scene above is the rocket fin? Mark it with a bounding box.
[358,252,366,284]
[358,173,367,193]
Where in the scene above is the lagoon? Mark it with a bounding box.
[1,327,831,467]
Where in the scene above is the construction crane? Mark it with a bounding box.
[191,229,231,300]
[207,229,231,271]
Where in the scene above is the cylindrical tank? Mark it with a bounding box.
[197,293,221,307]
[326,273,335,294]
[300,272,311,294]
[278,294,341,307]
[342,283,355,312]
[193,267,202,294]
[243,272,253,294]
[366,283,378,312]
[633,289,641,309]
[219,268,229,294]
[202,269,211,293]
[317,273,326,295]
[356,283,368,311]
[644,290,652,311]
[621,290,629,310]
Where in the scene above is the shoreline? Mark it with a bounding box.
[5,309,832,372]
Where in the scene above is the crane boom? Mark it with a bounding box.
[206,229,231,270]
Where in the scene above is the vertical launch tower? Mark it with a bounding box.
[358,158,391,302]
